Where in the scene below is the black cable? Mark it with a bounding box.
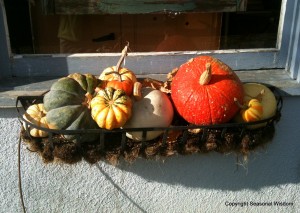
[18,133,27,213]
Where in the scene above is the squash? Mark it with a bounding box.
[68,73,102,94]
[44,76,99,142]
[98,43,137,96]
[23,103,49,137]
[234,83,277,128]
[235,98,264,122]
[124,87,174,141]
[99,66,136,97]
[171,55,244,125]
[99,66,137,84]
[106,79,133,96]
[90,87,132,130]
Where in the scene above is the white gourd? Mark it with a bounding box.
[124,87,174,141]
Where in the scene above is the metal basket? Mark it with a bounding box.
[16,86,282,163]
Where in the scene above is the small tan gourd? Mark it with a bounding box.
[23,103,49,137]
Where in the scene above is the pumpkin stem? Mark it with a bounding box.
[234,97,248,109]
[199,63,212,85]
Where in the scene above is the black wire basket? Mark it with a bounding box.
[16,86,282,165]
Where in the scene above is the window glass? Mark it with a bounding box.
[4,0,282,54]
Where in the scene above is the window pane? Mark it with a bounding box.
[4,0,282,54]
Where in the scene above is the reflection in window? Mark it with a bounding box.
[4,0,282,54]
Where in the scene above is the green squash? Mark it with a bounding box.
[68,73,102,94]
[44,74,100,143]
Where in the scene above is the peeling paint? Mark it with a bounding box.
[52,0,246,15]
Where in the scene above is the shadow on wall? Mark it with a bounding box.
[96,97,300,191]
[96,163,148,213]
[105,142,299,191]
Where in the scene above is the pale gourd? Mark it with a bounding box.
[234,83,277,128]
[124,87,174,141]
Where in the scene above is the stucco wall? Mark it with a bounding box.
[1,96,299,213]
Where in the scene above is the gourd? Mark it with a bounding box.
[23,103,49,137]
[234,83,277,128]
[68,73,102,94]
[124,87,174,141]
[99,43,137,96]
[100,66,137,85]
[105,79,134,97]
[90,87,132,130]
[234,98,264,122]
[171,55,244,125]
[43,75,99,142]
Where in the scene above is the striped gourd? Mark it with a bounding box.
[240,99,264,122]
[90,87,132,130]
[23,103,49,137]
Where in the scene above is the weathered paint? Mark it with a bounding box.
[50,0,246,15]
[286,0,300,81]
[96,1,196,14]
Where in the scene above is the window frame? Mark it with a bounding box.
[0,0,299,81]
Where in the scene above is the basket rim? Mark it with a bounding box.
[16,94,282,136]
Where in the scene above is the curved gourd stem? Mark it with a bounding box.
[115,42,129,72]
[105,42,130,82]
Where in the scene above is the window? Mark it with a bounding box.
[0,0,299,82]
[3,0,282,54]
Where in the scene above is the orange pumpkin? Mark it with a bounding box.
[171,56,244,125]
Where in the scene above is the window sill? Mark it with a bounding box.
[1,69,299,108]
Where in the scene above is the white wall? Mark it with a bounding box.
[1,96,299,213]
